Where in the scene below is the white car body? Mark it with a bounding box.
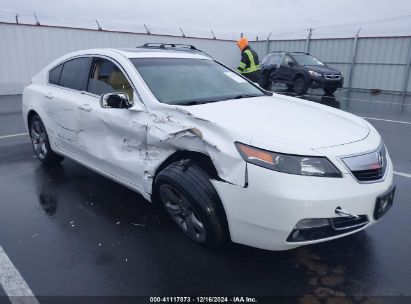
[23,48,394,250]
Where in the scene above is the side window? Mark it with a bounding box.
[88,58,133,101]
[59,57,92,91]
[282,55,294,66]
[268,54,281,66]
[49,64,63,85]
[262,54,274,66]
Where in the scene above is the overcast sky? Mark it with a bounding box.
[1,0,410,39]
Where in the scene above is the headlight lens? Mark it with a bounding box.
[235,142,342,177]
[308,70,322,77]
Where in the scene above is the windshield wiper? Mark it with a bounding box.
[177,100,220,106]
[176,94,264,106]
[231,94,264,99]
[178,100,201,106]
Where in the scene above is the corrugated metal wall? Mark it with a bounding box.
[251,36,411,93]
[1,22,411,95]
[0,23,240,95]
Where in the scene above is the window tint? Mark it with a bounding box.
[87,58,133,100]
[49,64,63,85]
[262,54,281,66]
[282,55,294,66]
[292,54,325,66]
[131,58,264,105]
[59,57,92,91]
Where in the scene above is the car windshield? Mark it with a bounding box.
[131,58,265,105]
[292,54,325,66]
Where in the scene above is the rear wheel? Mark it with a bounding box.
[324,87,337,95]
[155,160,228,247]
[293,77,308,95]
[29,115,64,165]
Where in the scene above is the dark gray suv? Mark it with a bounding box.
[260,51,344,95]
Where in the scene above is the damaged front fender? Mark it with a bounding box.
[142,107,248,195]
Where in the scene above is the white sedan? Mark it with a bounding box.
[22,44,395,250]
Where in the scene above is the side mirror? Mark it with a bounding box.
[100,92,133,109]
[288,61,295,67]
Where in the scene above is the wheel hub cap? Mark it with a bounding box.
[159,184,206,243]
[30,121,47,159]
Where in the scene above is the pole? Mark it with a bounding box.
[210,30,216,40]
[15,14,19,24]
[95,19,102,30]
[179,28,186,38]
[306,28,313,53]
[144,24,151,34]
[34,13,40,26]
[266,32,272,56]
[347,28,361,92]
[401,37,411,100]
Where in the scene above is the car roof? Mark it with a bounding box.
[46,47,212,72]
[114,48,211,60]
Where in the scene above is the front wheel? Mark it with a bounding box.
[293,77,308,95]
[29,115,64,165]
[324,87,337,95]
[260,71,272,90]
[155,160,228,247]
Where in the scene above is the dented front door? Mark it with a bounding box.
[77,96,148,191]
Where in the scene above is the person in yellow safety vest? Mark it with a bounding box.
[236,37,262,84]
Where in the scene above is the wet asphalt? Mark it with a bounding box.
[0,89,410,302]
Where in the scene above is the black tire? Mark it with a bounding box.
[293,77,308,95]
[324,87,337,95]
[155,160,228,247]
[264,80,273,91]
[29,115,64,165]
[260,71,272,90]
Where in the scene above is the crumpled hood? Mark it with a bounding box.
[183,95,369,150]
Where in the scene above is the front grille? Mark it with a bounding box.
[352,168,385,182]
[331,215,369,230]
[325,74,341,80]
[342,143,387,183]
[287,215,369,242]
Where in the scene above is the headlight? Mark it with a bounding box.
[235,142,342,177]
[308,70,322,77]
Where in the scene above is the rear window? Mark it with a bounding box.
[49,64,63,85]
[59,57,92,91]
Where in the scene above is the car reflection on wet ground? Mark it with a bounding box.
[0,90,410,302]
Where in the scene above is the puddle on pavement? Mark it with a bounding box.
[294,247,379,304]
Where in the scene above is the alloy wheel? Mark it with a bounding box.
[159,184,207,243]
[30,120,48,160]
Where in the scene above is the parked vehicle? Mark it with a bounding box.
[23,43,394,251]
[260,51,344,95]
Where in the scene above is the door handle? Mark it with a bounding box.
[78,104,92,112]
[44,93,53,100]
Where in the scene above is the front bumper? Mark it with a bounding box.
[309,77,344,89]
[212,156,394,251]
